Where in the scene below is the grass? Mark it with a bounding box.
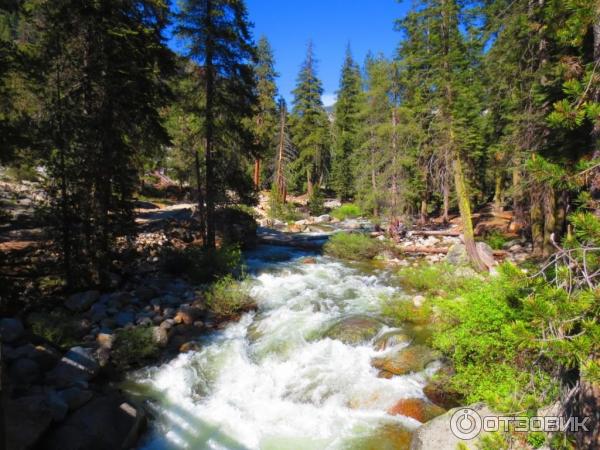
[112,326,159,370]
[331,203,362,221]
[323,232,382,261]
[396,263,479,295]
[29,309,83,348]
[205,275,255,319]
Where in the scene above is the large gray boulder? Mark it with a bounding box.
[65,290,100,312]
[43,394,146,450]
[0,317,24,343]
[46,346,100,388]
[445,243,469,266]
[4,395,54,450]
[411,403,495,450]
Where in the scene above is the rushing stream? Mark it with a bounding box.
[126,245,439,450]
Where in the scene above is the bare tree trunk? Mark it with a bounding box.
[454,155,488,272]
[203,0,216,249]
[391,109,399,216]
[371,143,379,217]
[442,176,450,223]
[253,159,261,190]
[542,187,556,257]
[531,188,544,257]
[194,148,206,242]
[306,168,313,198]
[275,103,286,203]
[493,173,504,213]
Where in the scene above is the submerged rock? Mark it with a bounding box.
[348,423,413,450]
[372,329,412,351]
[323,315,384,345]
[387,397,445,423]
[371,345,437,376]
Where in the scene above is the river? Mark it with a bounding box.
[125,244,439,449]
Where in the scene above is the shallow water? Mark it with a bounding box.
[126,245,438,450]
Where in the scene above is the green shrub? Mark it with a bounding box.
[162,244,242,283]
[397,263,478,295]
[112,326,159,370]
[5,164,39,182]
[331,203,362,220]
[381,296,433,325]
[205,275,255,319]
[308,189,325,216]
[324,232,381,261]
[29,309,82,348]
[268,187,301,222]
[483,229,508,250]
[527,432,546,449]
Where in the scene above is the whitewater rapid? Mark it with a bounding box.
[126,246,438,450]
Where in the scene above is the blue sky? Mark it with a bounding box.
[169,0,410,107]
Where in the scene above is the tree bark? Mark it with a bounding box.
[203,0,216,249]
[493,173,504,213]
[442,176,450,223]
[542,187,556,257]
[454,155,488,272]
[194,148,206,241]
[253,159,261,190]
[530,189,544,257]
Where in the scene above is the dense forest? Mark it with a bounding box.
[1,0,600,449]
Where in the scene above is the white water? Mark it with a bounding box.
[127,246,438,450]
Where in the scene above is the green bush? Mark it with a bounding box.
[331,203,362,220]
[397,263,478,295]
[112,326,159,370]
[308,189,325,216]
[5,164,39,182]
[162,244,242,283]
[29,309,82,348]
[205,275,255,319]
[482,229,508,250]
[268,187,301,222]
[324,232,381,261]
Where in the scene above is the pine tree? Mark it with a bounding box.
[177,0,257,249]
[289,41,331,199]
[331,45,362,200]
[251,35,278,190]
[36,0,172,286]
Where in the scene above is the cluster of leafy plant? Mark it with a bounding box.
[323,232,382,261]
[330,203,362,221]
[205,275,255,319]
[268,187,300,222]
[482,229,508,250]
[111,326,159,371]
[396,262,478,296]
[29,309,83,348]
[162,244,242,284]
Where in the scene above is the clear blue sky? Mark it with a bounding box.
[169,0,410,107]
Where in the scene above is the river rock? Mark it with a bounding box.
[43,394,147,450]
[0,317,24,343]
[115,311,135,327]
[323,315,384,345]
[4,395,54,450]
[46,346,100,388]
[58,386,94,411]
[445,243,469,266]
[387,398,445,423]
[410,403,495,450]
[350,423,413,449]
[96,332,115,349]
[46,390,70,421]
[8,358,40,384]
[89,303,108,322]
[152,326,169,347]
[413,295,426,307]
[371,345,437,376]
[373,329,412,351]
[314,214,331,223]
[476,241,496,269]
[65,290,100,312]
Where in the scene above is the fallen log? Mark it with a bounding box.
[410,230,461,237]
[398,245,508,258]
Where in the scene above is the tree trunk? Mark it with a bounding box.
[542,187,556,257]
[203,0,216,249]
[454,155,488,272]
[442,176,450,223]
[530,189,544,257]
[420,199,428,225]
[253,158,261,189]
[391,109,399,216]
[194,148,206,242]
[493,173,504,213]
[306,168,313,198]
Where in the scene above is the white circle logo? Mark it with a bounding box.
[450,408,482,440]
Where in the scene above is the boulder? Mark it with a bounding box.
[0,317,24,343]
[174,306,200,325]
[43,394,146,450]
[4,395,53,450]
[371,345,437,376]
[8,358,40,384]
[323,315,384,345]
[476,241,497,269]
[387,398,445,423]
[413,295,426,308]
[115,311,135,328]
[410,403,495,450]
[46,346,100,388]
[57,387,94,411]
[373,329,412,351]
[96,332,115,349]
[314,214,331,224]
[65,290,100,312]
[89,303,107,323]
[151,326,169,347]
[445,243,469,266]
[46,390,69,421]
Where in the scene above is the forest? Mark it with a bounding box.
[0,0,599,449]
